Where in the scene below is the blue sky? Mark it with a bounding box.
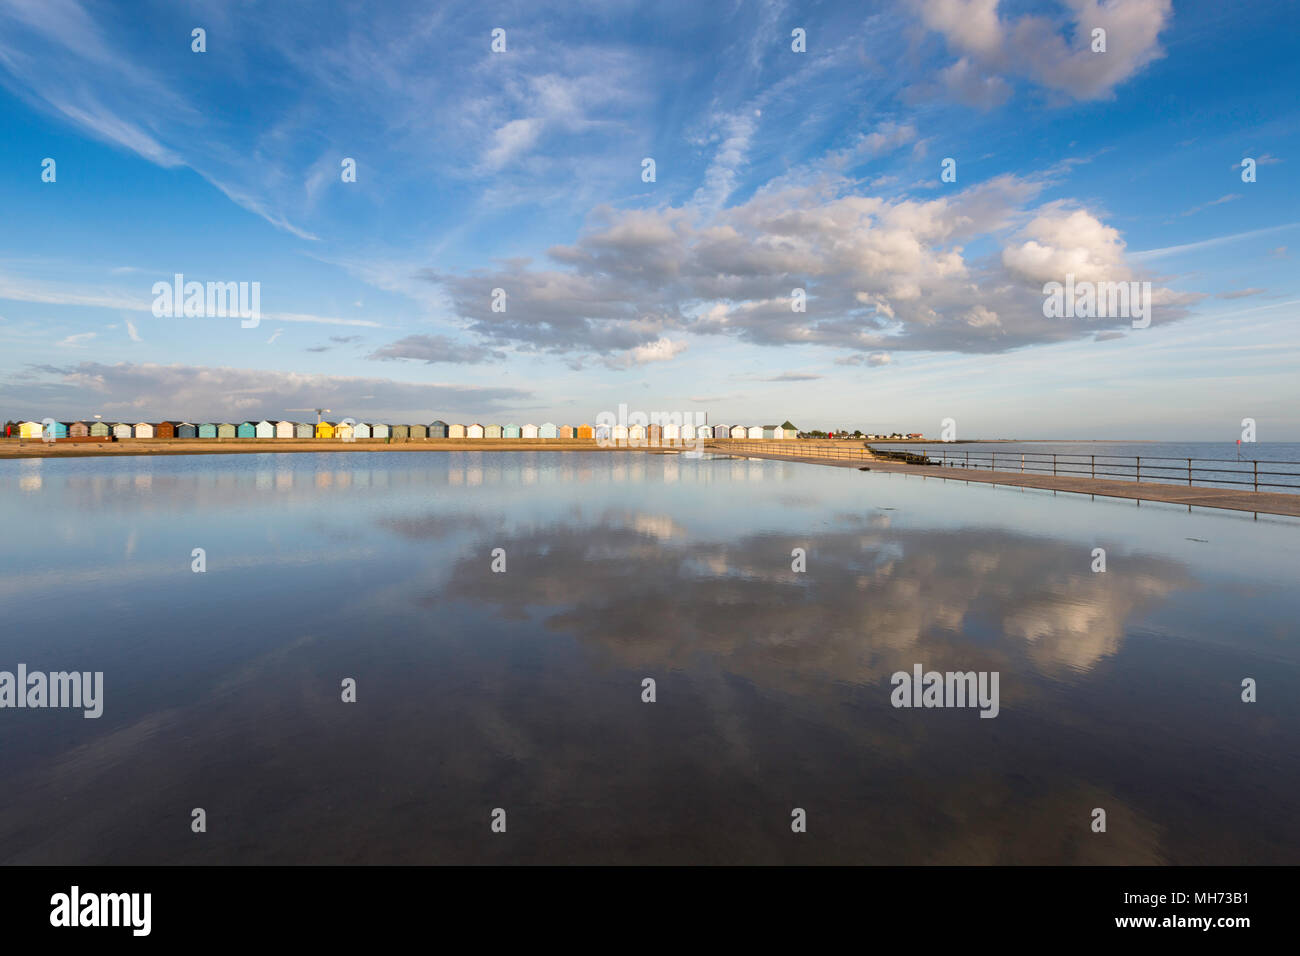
[0,0,1297,438]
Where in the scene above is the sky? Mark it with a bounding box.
[0,0,1297,439]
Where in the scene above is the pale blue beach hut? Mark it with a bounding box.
[540,422,557,439]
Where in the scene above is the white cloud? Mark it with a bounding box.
[917,0,1173,103]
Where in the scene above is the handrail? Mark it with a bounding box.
[701,440,1300,494]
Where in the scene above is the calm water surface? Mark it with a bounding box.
[1,451,1298,864]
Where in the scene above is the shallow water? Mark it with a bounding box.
[1,451,1297,864]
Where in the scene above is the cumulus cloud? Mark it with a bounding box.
[422,171,1183,358]
[1001,204,1130,284]
[602,337,688,369]
[916,0,1173,104]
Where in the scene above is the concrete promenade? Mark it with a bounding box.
[705,443,1300,518]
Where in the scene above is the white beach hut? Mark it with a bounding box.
[730,425,747,439]
[372,423,390,439]
[276,420,295,438]
[111,423,133,439]
[747,425,763,439]
[522,423,539,439]
[539,422,557,439]
[354,422,372,439]
[467,424,484,439]
[613,425,629,444]
[255,420,275,439]
[663,422,681,442]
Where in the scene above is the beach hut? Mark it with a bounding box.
[730,425,746,439]
[315,421,335,439]
[648,424,661,444]
[134,422,155,438]
[772,427,788,440]
[577,424,592,439]
[430,421,448,439]
[90,421,111,438]
[663,423,680,442]
[46,421,68,439]
[612,425,628,445]
[763,426,777,439]
[409,424,427,439]
[177,423,197,439]
[485,424,502,438]
[18,421,42,438]
[522,424,539,439]
[354,422,371,439]
[448,423,465,439]
[255,420,275,439]
[714,424,730,439]
[237,422,256,438]
[503,424,521,439]
[294,422,313,439]
[540,423,558,439]
[217,423,236,438]
[155,422,175,439]
[392,424,409,440]
[336,422,354,440]
[371,423,390,439]
[629,424,646,444]
[275,421,294,438]
[69,421,90,438]
[199,423,218,438]
[467,424,484,439]
[595,424,611,442]
[112,423,133,439]
[747,426,763,439]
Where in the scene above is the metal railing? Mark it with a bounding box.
[705,440,1300,494]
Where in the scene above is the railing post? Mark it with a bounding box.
[1053,454,1057,477]
[1091,455,1095,479]
[1136,457,1141,484]
[1188,458,1192,487]
[1254,460,1258,492]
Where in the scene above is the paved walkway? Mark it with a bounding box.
[708,447,1300,518]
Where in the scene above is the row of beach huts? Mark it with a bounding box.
[10,420,802,441]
